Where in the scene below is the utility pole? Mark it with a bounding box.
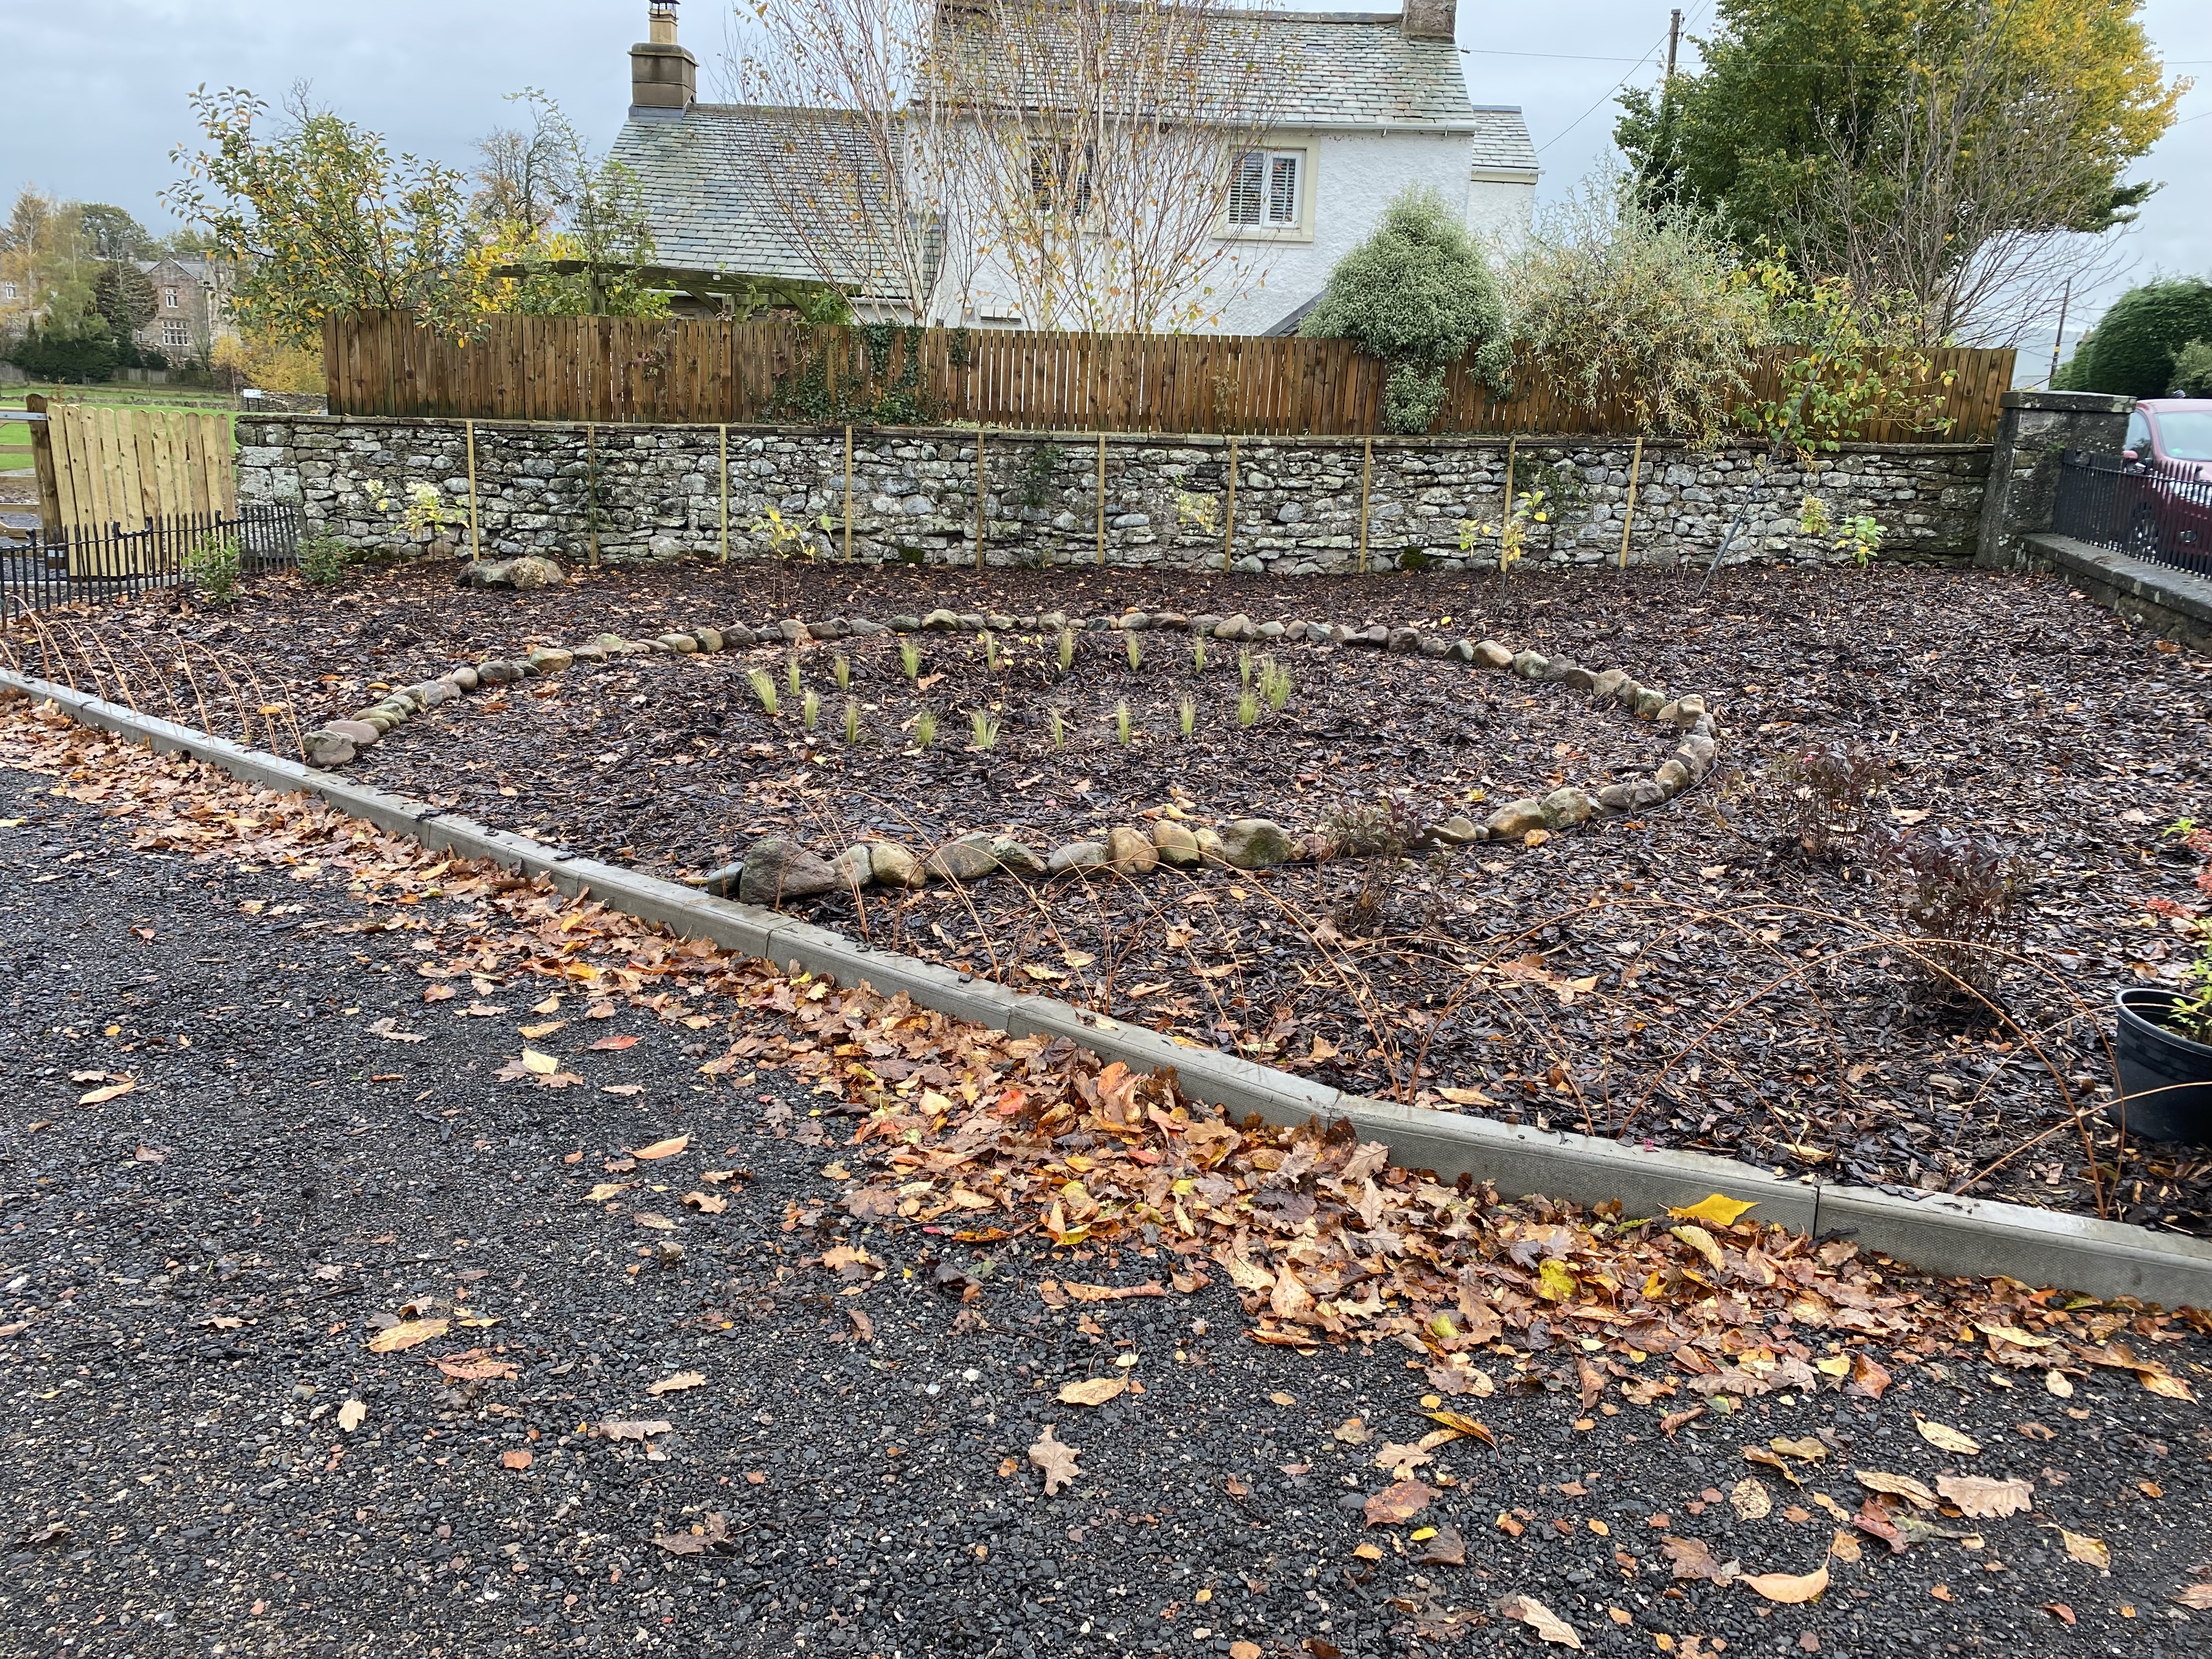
[1666,8,1683,80]
[2048,279,2071,389]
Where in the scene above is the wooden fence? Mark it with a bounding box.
[29,394,239,539]
[323,311,2015,444]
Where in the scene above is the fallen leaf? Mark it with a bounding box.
[2141,1372,2197,1403]
[590,1033,641,1051]
[587,1001,617,1019]
[1059,1376,1130,1407]
[1769,1436,1827,1462]
[1375,1442,1433,1477]
[634,1213,678,1232]
[648,1371,707,1396]
[435,1356,518,1381]
[336,1399,367,1432]
[2043,1603,2076,1626]
[1848,1353,1892,1399]
[1740,1563,1829,1605]
[2045,1369,2074,1398]
[1419,1525,1468,1566]
[1423,1410,1497,1447]
[2057,1529,2109,1571]
[601,1084,644,1098]
[2172,1585,2212,1611]
[1671,1224,1726,1274]
[1660,1406,1706,1437]
[1333,1418,1373,1446]
[1935,1475,2033,1519]
[1500,1594,1582,1649]
[1268,1391,1296,1406]
[532,995,561,1014]
[1061,1280,1166,1302]
[1364,1480,1437,1526]
[1029,1425,1080,1494]
[1854,1470,1937,1510]
[1730,1478,1773,1520]
[1437,1086,1496,1106]
[77,1079,136,1106]
[634,1135,691,1161]
[586,1183,625,1203]
[520,1048,557,1076]
[1827,1530,1862,1564]
[501,1449,533,1470]
[1669,1194,1759,1229]
[682,1190,727,1214]
[600,1420,672,1442]
[422,984,456,1003]
[848,1307,874,1342]
[366,1018,427,1044]
[1915,1418,1982,1457]
[368,1318,449,1353]
[520,1020,565,1039]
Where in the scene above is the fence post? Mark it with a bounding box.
[26,394,63,539]
[1096,433,1107,567]
[1357,437,1373,574]
[844,424,854,562]
[974,428,986,572]
[1222,435,1237,571]
[719,424,730,564]
[1617,434,1643,571]
[586,422,600,568]
[465,419,481,562]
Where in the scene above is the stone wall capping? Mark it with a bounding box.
[10,662,2206,1311]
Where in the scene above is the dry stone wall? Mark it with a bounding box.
[238,414,1991,574]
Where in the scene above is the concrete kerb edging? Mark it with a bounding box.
[5,665,2208,1312]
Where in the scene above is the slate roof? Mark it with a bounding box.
[1467,107,1539,175]
[610,105,915,303]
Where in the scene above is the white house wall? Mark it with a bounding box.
[940,128,1526,337]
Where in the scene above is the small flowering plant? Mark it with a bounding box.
[2155,819,2212,1043]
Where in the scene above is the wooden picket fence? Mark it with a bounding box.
[323,311,2015,444]
[29,394,238,539]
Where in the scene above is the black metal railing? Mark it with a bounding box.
[2050,448,2212,579]
[0,504,302,620]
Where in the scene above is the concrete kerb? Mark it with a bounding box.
[4,665,2208,1311]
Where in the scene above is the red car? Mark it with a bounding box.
[2118,399,2212,562]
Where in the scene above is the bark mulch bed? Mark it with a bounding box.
[9,558,2212,1236]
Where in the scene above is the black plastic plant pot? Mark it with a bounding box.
[2113,987,2212,1146]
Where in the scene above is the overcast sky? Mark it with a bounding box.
[10,0,2211,344]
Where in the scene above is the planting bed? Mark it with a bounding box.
[10,557,2212,1235]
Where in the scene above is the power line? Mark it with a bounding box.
[1534,29,1668,151]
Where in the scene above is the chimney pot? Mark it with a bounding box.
[1400,0,1455,42]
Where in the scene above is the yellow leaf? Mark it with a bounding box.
[1058,1375,1128,1407]
[78,1079,136,1106]
[1915,1417,1982,1456]
[2058,1529,2110,1571]
[1669,1193,1758,1228]
[1670,1224,1726,1274]
[368,1318,448,1353]
[633,1135,691,1161]
[519,1020,565,1039]
[585,1182,624,1203]
[1815,1355,1851,1378]
[2141,1372,2196,1402]
[521,1048,557,1076]
[1536,1259,1577,1302]
[1740,1562,1829,1605]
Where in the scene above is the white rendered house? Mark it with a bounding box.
[612,0,1536,332]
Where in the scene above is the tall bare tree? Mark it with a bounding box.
[722,0,967,320]
[941,0,1289,332]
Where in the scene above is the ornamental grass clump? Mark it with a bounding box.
[982,631,1002,673]
[971,710,1000,749]
[1178,696,1196,739]
[1192,637,1207,675]
[1057,628,1076,673]
[1237,691,1259,728]
[832,653,851,691]
[1127,634,1143,672]
[747,668,779,715]
[786,654,803,702]
[900,640,922,680]
[913,708,938,750]
[802,690,820,731]
[843,698,862,745]
[1048,707,1066,751]
[1113,701,1131,746]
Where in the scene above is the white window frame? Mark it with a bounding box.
[1221,143,1314,242]
[164,287,181,309]
[1,282,16,302]
[162,321,190,349]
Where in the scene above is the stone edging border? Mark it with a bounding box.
[300,602,1721,906]
[5,665,2206,1313]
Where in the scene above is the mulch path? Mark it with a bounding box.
[9,558,2212,1235]
[3,713,2209,1659]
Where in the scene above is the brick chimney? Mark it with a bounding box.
[631,1,697,120]
[1401,0,1455,41]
